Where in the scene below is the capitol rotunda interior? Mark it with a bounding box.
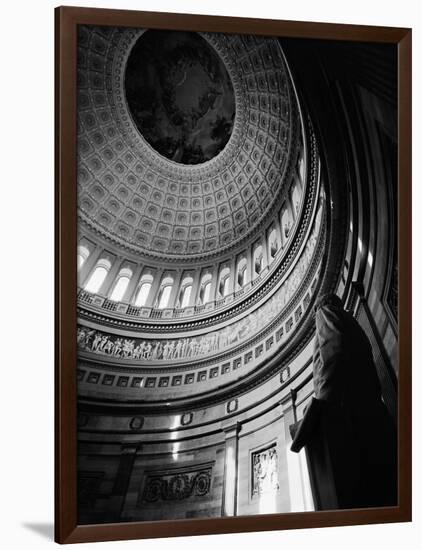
[75,26,399,523]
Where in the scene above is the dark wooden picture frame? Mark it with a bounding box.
[55,5,412,544]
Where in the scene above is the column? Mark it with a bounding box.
[246,246,253,286]
[105,442,141,522]
[189,270,200,307]
[123,264,143,303]
[294,163,304,195]
[100,257,124,297]
[297,154,305,193]
[78,245,103,288]
[228,257,236,295]
[261,238,269,272]
[209,264,220,302]
[351,281,398,422]
[287,191,296,223]
[146,269,163,308]
[280,206,288,249]
[168,270,182,308]
[274,213,281,245]
[221,423,240,516]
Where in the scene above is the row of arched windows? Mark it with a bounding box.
[79,262,219,310]
[78,218,296,309]
[79,243,274,310]
[78,152,305,310]
[78,253,209,309]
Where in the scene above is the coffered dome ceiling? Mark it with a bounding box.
[77,26,299,260]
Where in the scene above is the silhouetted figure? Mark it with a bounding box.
[292,293,397,510]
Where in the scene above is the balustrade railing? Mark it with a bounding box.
[78,288,95,304]
[251,274,262,287]
[126,304,143,317]
[173,308,184,318]
[149,309,162,319]
[101,299,118,312]
[234,287,245,299]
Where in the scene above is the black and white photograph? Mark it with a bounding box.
[76,23,400,525]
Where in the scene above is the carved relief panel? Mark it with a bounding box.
[251,444,279,497]
[139,463,213,504]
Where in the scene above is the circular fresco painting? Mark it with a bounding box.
[125,30,236,165]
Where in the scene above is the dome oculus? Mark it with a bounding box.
[124,30,236,165]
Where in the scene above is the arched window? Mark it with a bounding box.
[281,206,292,244]
[134,274,153,307]
[253,245,263,276]
[77,245,90,270]
[218,267,231,298]
[198,273,212,305]
[156,276,174,309]
[291,183,301,217]
[84,258,111,294]
[177,276,193,309]
[268,228,279,259]
[109,267,132,302]
[298,154,305,182]
[236,257,248,288]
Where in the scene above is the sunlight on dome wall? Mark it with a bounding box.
[77,245,90,270]
[84,265,108,294]
[224,446,236,515]
[258,489,277,514]
[170,415,181,460]
[110,276,130,302]
[135,274,154,307]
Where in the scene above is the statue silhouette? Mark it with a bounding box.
[292,293,397,509]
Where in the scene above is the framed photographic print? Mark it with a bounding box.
[55,6,412,544]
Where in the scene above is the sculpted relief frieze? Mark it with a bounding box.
[252,445,279,497]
